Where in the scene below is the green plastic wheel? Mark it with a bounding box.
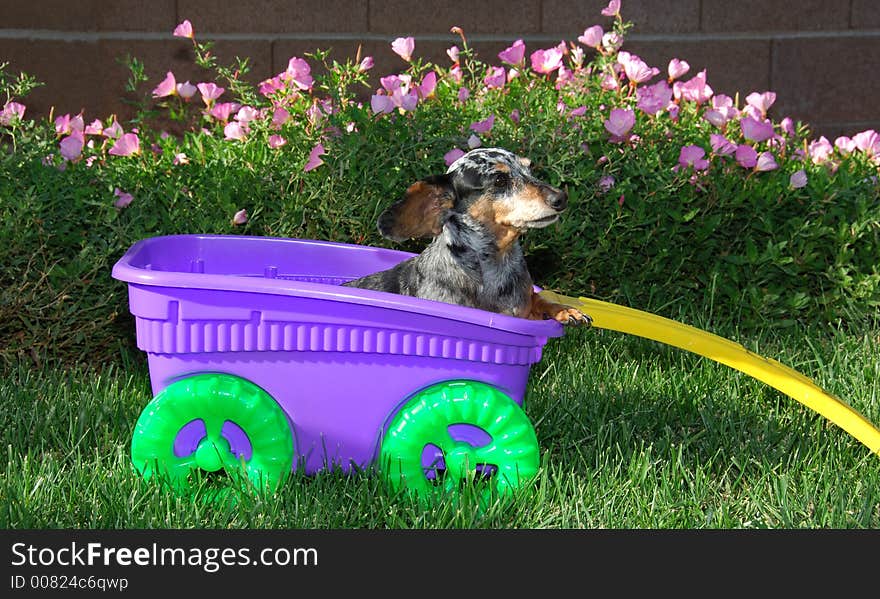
[131,373,294,493]
[380,380,540,499]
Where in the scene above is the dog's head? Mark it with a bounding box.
[377,148,568,246]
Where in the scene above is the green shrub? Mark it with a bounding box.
[1,6,878,366]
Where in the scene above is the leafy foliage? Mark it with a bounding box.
[1,8,878,366]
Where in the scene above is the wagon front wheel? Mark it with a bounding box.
[130,373,294,493]
[380,380,540,500]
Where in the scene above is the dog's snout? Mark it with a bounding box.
[546,188,567,211]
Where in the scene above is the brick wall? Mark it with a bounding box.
[2,0,878,138]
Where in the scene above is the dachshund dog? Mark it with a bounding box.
[343,148,591,326]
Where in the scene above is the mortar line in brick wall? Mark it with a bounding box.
[2,29,880,43]
[819,120,880,130]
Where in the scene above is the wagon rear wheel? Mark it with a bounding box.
[380,380,540,501]
[131,373,294,493]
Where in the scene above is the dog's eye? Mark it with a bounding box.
[492,173,509,189]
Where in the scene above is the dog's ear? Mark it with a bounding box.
[377,174,455,242]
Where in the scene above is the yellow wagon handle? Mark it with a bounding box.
[539,290,880,457]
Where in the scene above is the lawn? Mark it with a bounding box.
[2,4,878,530]
[3,318,877,528]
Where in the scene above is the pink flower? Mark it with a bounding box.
[703,110,727,128]
[449,65,463,83]
[780,117,796,137]
[66,114,84,134]
[834,136,856,154]
[678,145,709,171]
[391,37,415,62]
[235,106,260,123]
[735,145,758,168]
[197,82,224,105]
[285,57,313,90]
[380,74,405,92]
[598,175,615,192]
[370,94,395,114]
[569,105,587,118]
[173,152,189,165]
[852,129,879,154]
[600,71,619,90]
[713,94,734,108]
[59,131,84,161]
[470,114,495,134]
[176,80,197,99]
[358,56,374,72]
[601,0,621,17]
[258,76,284,97]
[498,39,526,65]
[152,71,177,98]
[393,88,419,112]
[223,121,248,141]
[306,103,324,126]
[484,66,506,89]
[745,91,776,117]
[418,71,437,98]
[84,119,103,135]
[447,45,460,63]
[602,32,622,52]
[444,148,466,167]
[103,120,123,139]
[570,46,585,69]
[530,47,564,74]
[113,188,134,208]
[789,169,808,189]
[740,116,774,142]
[232,208,248,226]
[808,136,834,164]
[667,58,690,81]
[271,107,290,128]
[458,87,470,102]
[604,108,635,140]
[173,19,193,39]
[710,134,736,156]
[304,143,326,172]
[208,102,240,122]
[755,151,778,171]
[675,70,713,104]
[54,113,71,136]
[467,134,482,149]
[578,25,603,49]
[268,135,287,149]
[710,95,739,122]
[636,80,672,115]
[509,109,521,124]
[0,101,26,125]
[108,133,140,157]
[618,52,659,84]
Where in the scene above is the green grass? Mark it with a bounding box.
[2,319,877,528]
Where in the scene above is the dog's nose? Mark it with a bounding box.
[546,188,568,211]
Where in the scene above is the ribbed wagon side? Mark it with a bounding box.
[113,235,563,496]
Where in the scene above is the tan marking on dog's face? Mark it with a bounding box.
[494,163,511,173]
[468,194,520,251]
[494,182,561,229]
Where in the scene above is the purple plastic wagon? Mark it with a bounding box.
[112,234,563,497]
